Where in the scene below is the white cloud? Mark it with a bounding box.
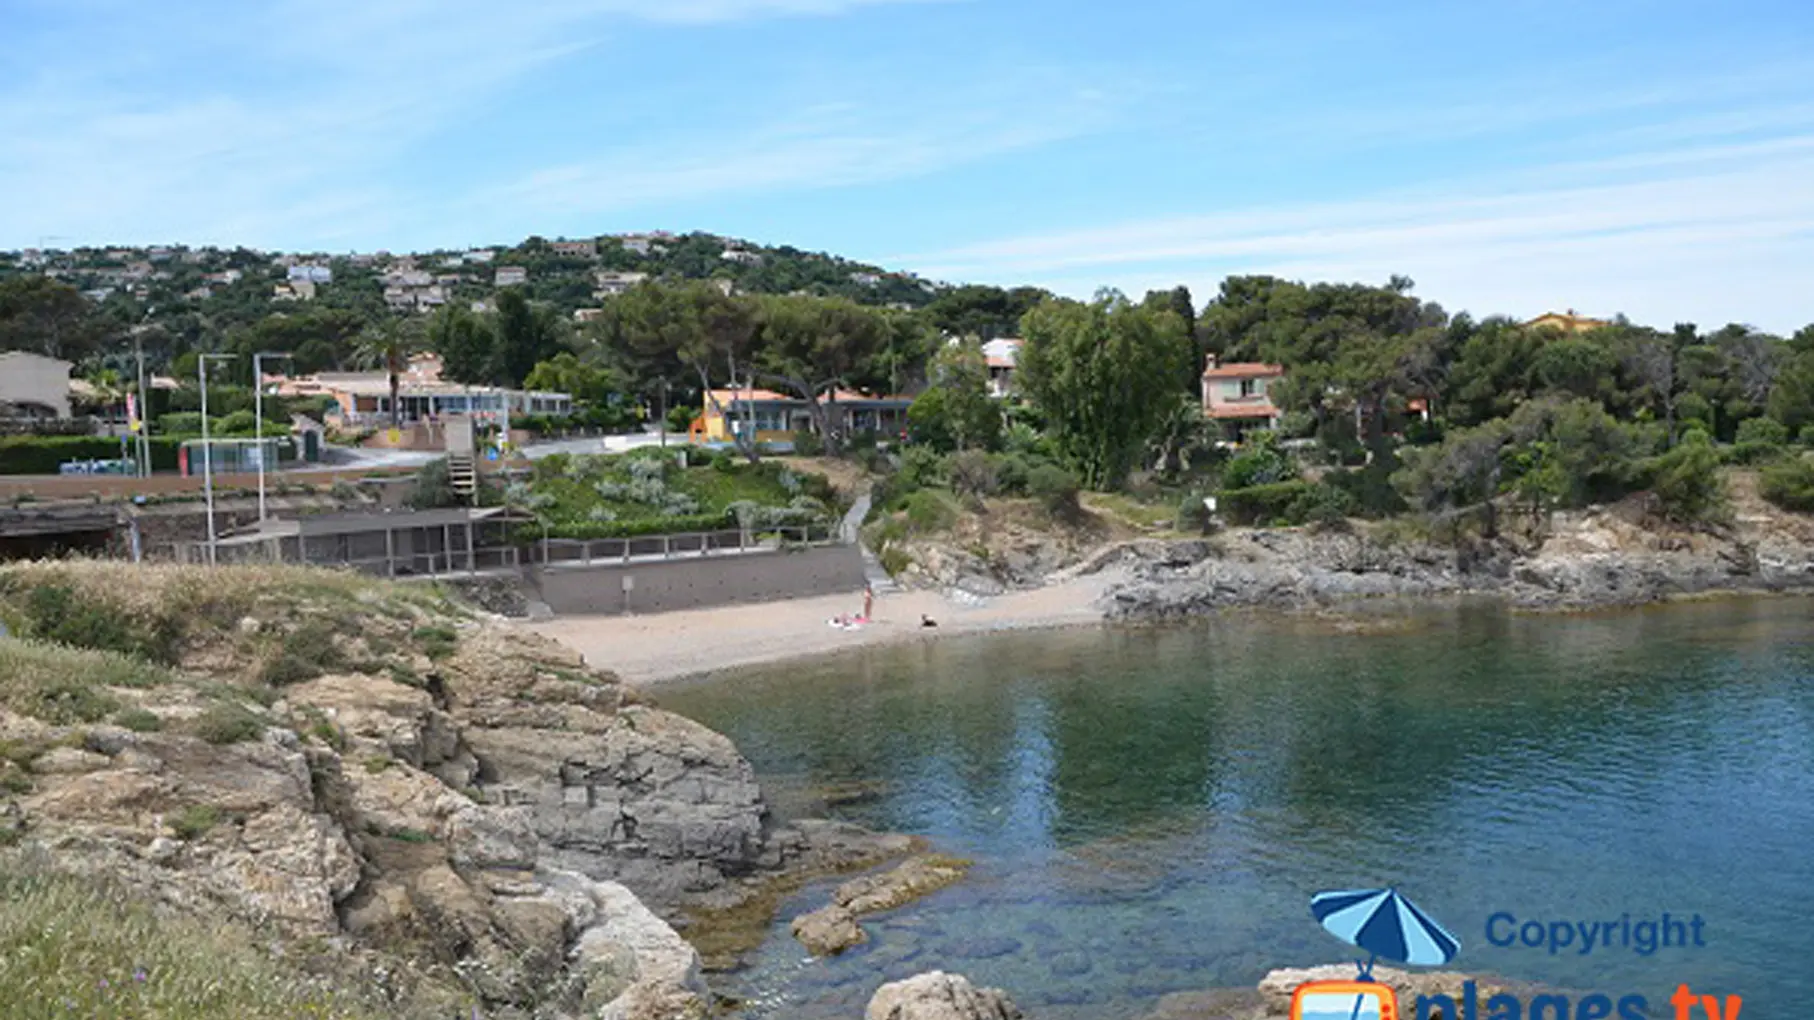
[0,0,954,248]
[474,79,1117,224]
[894,125,1814,334]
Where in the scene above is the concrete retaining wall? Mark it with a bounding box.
[530,544,866,616]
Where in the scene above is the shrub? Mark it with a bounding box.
[405,458,460,510]
[948,449,999,499]
[1732,417,1791,464]
[546,511,732,540]
[412,625,457,660]
[259,619,345,687]
[1642,431,1728,524]
[0,435,182,475]
[1220,433,1296,489]
[897,446,949,492]
[1323,462,1409,518]
[1027,462,1081,518]
[879,546,913,576]
[991,453,1033,496]
[171,804,223,841]
[215,409,257,435]
[18,585,181,664]
[1760,455,1814,512]
[791,429,825,456]
[0,638,171,725]
[1737,417,1790,447]
[192,702,266,745]
[114,708,163,733]
[902,489,960,533]
[1219,480,1317,526]
[1285,482,1356,526]
[1176,491,1214,533]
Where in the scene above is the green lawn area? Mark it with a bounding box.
[522,451,839,538]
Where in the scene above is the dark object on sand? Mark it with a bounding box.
[921,615,938,628]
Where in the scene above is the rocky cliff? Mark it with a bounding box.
[0,562,902,1017]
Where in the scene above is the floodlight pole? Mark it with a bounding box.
[198,353,234,565]
[252,352,292,521]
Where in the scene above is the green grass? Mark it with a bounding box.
[260,619,351,687]
[0,859,389,1019]
[191,703,266,745]
[410,626,457,660]
[0,639,172,725]
[113,707,163,733]
[1084,490,1182,530]
[171,804,222,841]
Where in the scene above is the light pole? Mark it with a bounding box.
[134,307,156,477]
[252,352,292,521]
[197,353,234,565]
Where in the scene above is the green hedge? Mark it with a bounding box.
[0,436,183,475]
[543,512,734,540]
[1219,480,1353,526]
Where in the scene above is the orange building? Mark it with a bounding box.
[1525,309,1612,333]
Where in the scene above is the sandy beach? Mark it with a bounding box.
[528,573,1116,685]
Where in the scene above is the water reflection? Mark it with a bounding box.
[660,599,1814,1019]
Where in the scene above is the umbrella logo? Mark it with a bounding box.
[1292,887,1461,1020]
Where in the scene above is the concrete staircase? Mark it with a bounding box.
[842,486,900,594]
[447,453,477,499]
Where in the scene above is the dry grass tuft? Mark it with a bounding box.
[0,856,387,1019]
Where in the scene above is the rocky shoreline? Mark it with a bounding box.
[861,963,1537,1020]
[0,563,926,1019]
[1086,495,1814,621]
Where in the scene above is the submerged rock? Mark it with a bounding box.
[791,854,972,956]
[792,904,869,955]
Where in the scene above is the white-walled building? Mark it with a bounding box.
[0,351,73,418]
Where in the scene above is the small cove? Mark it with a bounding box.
[660,599,1814,1018]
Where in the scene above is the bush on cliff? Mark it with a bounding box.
[1219,480,1354,527]
[1760,455,1814,512]
[1640,430,1729,524]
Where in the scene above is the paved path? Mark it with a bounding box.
[841,486,899,594]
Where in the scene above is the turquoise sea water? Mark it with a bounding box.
[658,599,1814,1019]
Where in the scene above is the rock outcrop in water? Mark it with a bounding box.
[792,853,972,955]
[0,562,912,1015]
[874,965,1520,1020]
[866,971,1025,1020]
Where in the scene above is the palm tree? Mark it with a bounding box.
[353,319,419,429]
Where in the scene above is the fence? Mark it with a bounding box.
[530,522,840,568]
[177,521,842,579]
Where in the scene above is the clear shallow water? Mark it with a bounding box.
[659,600,1814,1019]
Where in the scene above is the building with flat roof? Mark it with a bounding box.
[267,354,571,426]
[692,387,912,445]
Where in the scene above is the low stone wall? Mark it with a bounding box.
[530,543,867,616]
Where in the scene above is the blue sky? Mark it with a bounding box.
[3,0,1813,332]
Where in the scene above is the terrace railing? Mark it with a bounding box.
[530,522,841,568]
